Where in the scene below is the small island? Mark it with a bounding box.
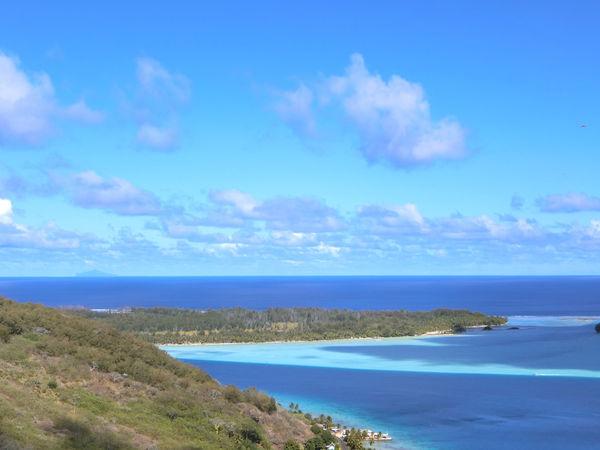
[74,307,507,345]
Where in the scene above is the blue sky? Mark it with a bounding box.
[0,1,599,275]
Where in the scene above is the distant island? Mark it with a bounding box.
[74,307,507,345]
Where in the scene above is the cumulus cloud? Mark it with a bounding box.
[134,57,189,150]
[274,54,467,168]
[0,52,102,145]
[0,52,55,144]
[66,171,162,216]
[537,193,600,213]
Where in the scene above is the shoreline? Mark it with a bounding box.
[157,324,493,348]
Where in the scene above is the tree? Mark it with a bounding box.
[320,430,335,445]
[304,436,325,450]
[452,324,467,334]
[344,429,365,450]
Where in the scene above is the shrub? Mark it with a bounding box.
[47,380,58,389]
[0,324,11,343]
[237,421,265,444]
[310,424,323,435]
[223,385,242,403]
[242,387,277,413]
[283,440,302,450]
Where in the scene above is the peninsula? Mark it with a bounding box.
[74,307,507,345]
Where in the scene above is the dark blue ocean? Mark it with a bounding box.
[2,276,600,450]
[1,276,600,315]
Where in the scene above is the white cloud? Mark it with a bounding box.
[274,54,467,168]
[270,231,316,247]
[0,198,13,224]
[0,52,103,146]
[357,203,428,234]
[0,199,87,250]
[208,189,344,232]
[315,241,342,257]
[585,220,600,239]
[209,189,259,216]
[67,171,162,216]
[435,214,543,242]
[0,52,55,144]
[136,124,178,151]
[329,54,467,167]
[538,193,600,213]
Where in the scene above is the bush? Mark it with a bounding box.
[0,324,11,343]
[47,380,58,389]
[237,421,265,444]
[223,385,242,403]
[310,424,323,435]
[283,440,302,450]
[242,387,277,413]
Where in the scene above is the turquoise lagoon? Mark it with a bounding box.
[164,317,600,450]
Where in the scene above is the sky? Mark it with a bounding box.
[0,1,599,276]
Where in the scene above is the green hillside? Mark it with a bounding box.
[0,298,311,449]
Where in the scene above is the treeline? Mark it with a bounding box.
[74,307,507,344]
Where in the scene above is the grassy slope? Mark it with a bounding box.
[0,298,311,450]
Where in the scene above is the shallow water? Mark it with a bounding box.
[165,320,600,450]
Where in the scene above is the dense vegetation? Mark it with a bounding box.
[0,297,312,449]
[75,307,507,344]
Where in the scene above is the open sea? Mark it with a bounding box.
[2,276,600,450]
